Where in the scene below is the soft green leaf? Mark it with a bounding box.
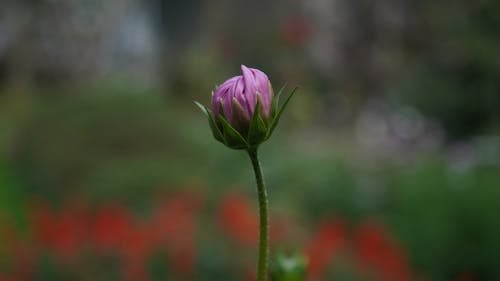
[247,99,268,146]
[193,101,209,117]
[194,101,224,143]
[272,84,287,117]
[218,115,249,149]
[267,86,298,139]
[207,110,225,143]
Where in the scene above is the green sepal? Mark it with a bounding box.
[194,101,225,143]
[218,115,249,149]
[267,86,298,139]
[207,109,225,144]
[272,84,287,117]
[247,99,268,146]
[194,101,209,117]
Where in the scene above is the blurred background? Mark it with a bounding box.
[1,0,500,280]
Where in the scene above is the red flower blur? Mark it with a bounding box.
[0,217,37,281]
[120,222,155,281]
[218,193,259,246]
[152,192,201,244]
[153,192,202,277]
[304,219,413,281]
[91,205,132,253]
[168,236,196,277]
[354,221,412,281]
[5,191,419,281]
[29,200,89,263]
[306,220,347,280]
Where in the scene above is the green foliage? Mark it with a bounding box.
[2,88,500,280]
[388,162,500,280]
[0,135,25,229]
[394,0,500,138]
[12,95,201,205]
[270,253,307,281]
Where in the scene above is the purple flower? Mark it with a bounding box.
[212,65,273,130]
[195,65,297,150]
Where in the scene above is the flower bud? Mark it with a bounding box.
[212,65,273,129]
[195,65,297,150]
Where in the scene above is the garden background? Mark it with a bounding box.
[1,0,500,280]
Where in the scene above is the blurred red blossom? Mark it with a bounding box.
[152,191,202,245]
[306,220,347,280]
[218,193,259,246]
[218,193,291,247]
[304,219,413,281]
[28,200,89,263]
[154,192,202,277]
[123,261,149,281]
[4,191,419,281]
[168,237,196,277]
[0,218,37,281]
[120,222,155,265]
[90,205,132,253]
[22,191,203,280]
[11,240,37,281]
[354,221,412,281]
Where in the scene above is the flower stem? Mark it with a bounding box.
[247,147,269,281]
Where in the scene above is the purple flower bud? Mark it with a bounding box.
[195,64,296,150]
[212,65,273,131]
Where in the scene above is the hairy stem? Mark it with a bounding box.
[247,147,269,281]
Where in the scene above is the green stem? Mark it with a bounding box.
[247,147,269,281]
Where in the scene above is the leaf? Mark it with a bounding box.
[247,99,268,146]
[272,83,287,117]
[194,101,224,143]
[218,115,249,149]
[207,110,225,143]
[194,101,209,117]
[267,86,298,139]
